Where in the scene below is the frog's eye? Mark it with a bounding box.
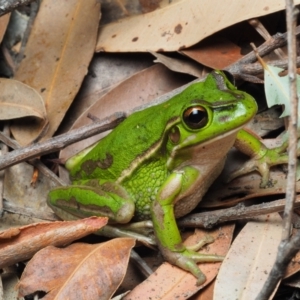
[183,106,208,129]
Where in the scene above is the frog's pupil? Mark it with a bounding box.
[189,109,204,123]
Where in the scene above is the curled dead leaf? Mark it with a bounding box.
[0,217,108,268]
[18,238,135,299]
[0,78,46,121]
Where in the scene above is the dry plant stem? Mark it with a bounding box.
[130,250,153,278]
[256,2,299,299]
[0,0,36,16]
[240,25,300,63]
[0,126,9,215]
[226,25,300,78]
[282,6,298,245]
[248,18,286,59]
[0,130,70,186]
[0,112,125,171]
[240,57,300,76]
[179,195,300,229]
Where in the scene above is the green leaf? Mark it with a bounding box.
[264,65,293,118]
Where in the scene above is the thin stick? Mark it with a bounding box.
[282,2,298,242]
[0,112,125,171]
[179,196,300,229]
[255,1,299,298]
[0,126,9,215]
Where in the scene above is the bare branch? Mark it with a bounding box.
[0,112,125,171]
[255,1,299,299]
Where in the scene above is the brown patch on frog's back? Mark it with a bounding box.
[81,160,98,175]
[81,153,113,175]
[97,153,113,169]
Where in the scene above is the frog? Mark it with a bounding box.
[48,70,283,285]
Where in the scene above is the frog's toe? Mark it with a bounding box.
[229,149,289,187]
[178,250,224,285]
[176,254,207,285]
[229,159,271,187]
[228,159,259,182]
[186,235,215,252]
[161,247,224,286]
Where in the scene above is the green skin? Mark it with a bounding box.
[48,71,286,285]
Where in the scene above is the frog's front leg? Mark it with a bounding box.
[229,129,293,187]
[151,167,224,286]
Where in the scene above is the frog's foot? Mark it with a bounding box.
[160,246,224,286]
[229,146,289,188]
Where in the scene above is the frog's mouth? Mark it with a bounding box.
[170,124,243,154]
[167,127,241,170]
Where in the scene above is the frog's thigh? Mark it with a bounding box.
[48,184,135,223]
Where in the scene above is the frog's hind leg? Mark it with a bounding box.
[48,182,135,224]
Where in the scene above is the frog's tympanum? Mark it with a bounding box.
[48,71,282,285]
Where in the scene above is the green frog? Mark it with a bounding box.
[48,71,283,285]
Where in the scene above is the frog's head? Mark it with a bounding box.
[165,71,257,165]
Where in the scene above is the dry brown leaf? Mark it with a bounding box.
[0,78,46,121]
[150,51,206,77]
[60,64,189,160]
[0,227,20,239]
[60,53,153,132]
[0,217,108,268]
[181,37,244,70]
[124,225,234,300]
[18,238,135,299]
[96,0,299,52]
[0,13,10,43]
[283,244,300,288]
[2,162,58,230]
[11,0,101,145]
[190,281,215,300]
[215,213,282,299]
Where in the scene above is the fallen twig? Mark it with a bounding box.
[0,112,125,171]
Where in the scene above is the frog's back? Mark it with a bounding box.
[69,97,182,181]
